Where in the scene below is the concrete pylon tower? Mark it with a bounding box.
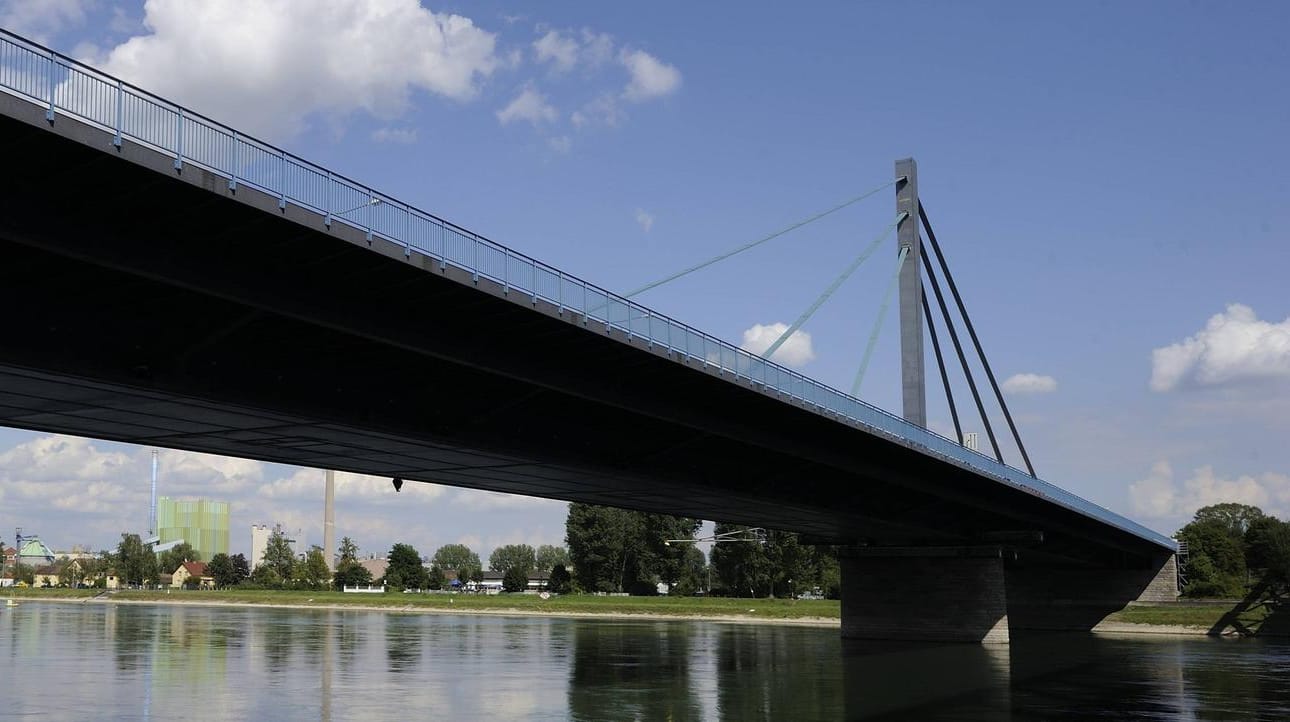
[895,158,925,428]
[323,469,335,572]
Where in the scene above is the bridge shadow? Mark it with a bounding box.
[1209,581,1290,637]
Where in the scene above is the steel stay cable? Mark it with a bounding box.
[761,212,905,361]
[852,245,909,396]
[920,204,1036,477]
[922,289,963,445]
[622,179,900,299]
[921,249,1005,464]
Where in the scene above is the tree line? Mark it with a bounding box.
[1176,502,1290,598]
[564,503,841,598]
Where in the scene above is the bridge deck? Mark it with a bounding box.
[0,30,1173,564]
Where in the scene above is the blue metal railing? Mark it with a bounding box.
[0,29,1175,551]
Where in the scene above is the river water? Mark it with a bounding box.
[3,602,1287,720]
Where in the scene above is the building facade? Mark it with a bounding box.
[250,524,305,570]
[157,497,229,561]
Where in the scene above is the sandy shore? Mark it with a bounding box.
[35,595,843,628]
[1092,621,1213,637]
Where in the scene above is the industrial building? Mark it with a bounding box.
[157,497,230,561]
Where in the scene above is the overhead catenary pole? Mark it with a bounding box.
[149,449,159,536]
[894,158,925,427]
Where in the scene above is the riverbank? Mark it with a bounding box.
[4,588,842,627]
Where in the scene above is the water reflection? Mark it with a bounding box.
[1,603,1287,720]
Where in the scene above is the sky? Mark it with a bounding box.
[0,0,1287,561]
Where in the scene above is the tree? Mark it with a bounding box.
[535,545,570,575]
[230,553,251,584]
[158,542,200,576]
[502,565,529,593]
[334,559,373,590]
[339,536,360,563]
[672,546,707,596]
[115,533,158,586]
[1177,518,1247,597]
[1194,503,1266,538]
[207,553,238,589]
[567,503,633,593]
[262,529,297,582]
[548,564,572,594]
[295,546,332,590]
[250,564,281,588]
[427,565,445,590]
[1245,516,1290,585]
[385,543,427,590]
[490,544,536,576]
[432,543,481,573]
[710,524,773,597]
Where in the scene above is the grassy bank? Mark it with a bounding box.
[7,587,840,622]
[1105,602,1258,629]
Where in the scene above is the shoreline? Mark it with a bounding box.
[12,597,1252,637]
[18,595,843,628]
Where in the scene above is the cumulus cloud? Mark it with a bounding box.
[449,489,565,511]
[0,0,91,41]
[1129,460,1290,520]
[94,0,500,139]
[533,27,615,73]
[371,127,418,144]
[496,86,558,126]
[740,322,816,368]
[634,208,654,232]
[1151,304,1290,392]
[570,94,624,128]
[1001,373,1057,395]
[546,135,572,154]
[620,48,682,102]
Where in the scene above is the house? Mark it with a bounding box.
[465,571,552,594]
[359,558,388,581]
[2,546,15,566]
[103,571,119,590]
[33,565,60,587]
[171,561,213,589]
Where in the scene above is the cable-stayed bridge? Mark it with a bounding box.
[0,29,1175,642]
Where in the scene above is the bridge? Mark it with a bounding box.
[0,30,1174,643]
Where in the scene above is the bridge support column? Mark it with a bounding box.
[1005,553,1178,632]
[840,546,1010,644]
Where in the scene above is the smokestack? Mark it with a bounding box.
[149,450,159,535]
[324,469,335,572]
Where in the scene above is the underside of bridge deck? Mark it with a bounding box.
[0,92,1172,599]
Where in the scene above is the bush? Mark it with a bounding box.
[502,566,528,593]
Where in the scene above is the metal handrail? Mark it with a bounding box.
[0,28,1175,551]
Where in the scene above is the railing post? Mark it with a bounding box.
[45,51,55,122]
[173,109,184,170]
[228,131,238,191]
[113,81,123,148]
[895,157,925,427]
[324,172,333,228]
[278,151,287,210]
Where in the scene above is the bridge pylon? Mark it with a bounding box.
[894,158,925,428]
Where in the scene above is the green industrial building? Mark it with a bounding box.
[157,497,229,561]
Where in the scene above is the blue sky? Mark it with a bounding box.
[1,0,1287,561]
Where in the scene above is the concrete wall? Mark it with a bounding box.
[841,550,1010,644]
[842,550,1177,642]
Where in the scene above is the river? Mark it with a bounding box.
[2,602,1287,720]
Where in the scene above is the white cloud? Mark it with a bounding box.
[546,135,572,154]
[533,29,579,72]
[0,0,91,41]
[634,208,654,232]
[1001,373,1057,395]
[95,0,500,140]
[533,27,615,73]
[740,322,816,368]
[1129,460,1290,520]
[371,127,418,144]
[1151,304,1290,392]
[570,94,623,128]
[620,48,681,102]
[496,86,557,126]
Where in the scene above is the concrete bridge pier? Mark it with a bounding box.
[840,547,1012,644]
[841,548,1178,643]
